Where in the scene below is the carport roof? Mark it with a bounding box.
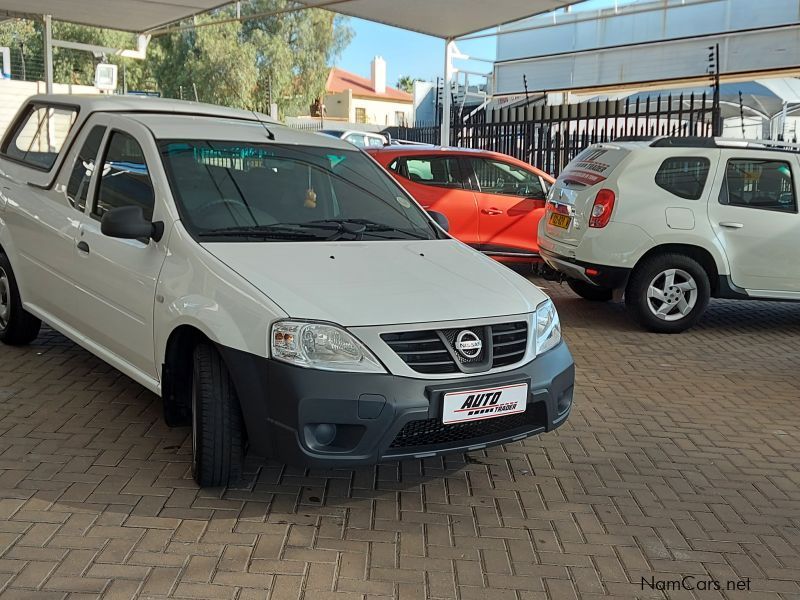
[0,0,578,38]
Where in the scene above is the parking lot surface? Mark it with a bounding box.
[0,280,798,600]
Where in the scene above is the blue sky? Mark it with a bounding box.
[335,0,637,88]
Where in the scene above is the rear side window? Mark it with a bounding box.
[66,125,106,212]
[93,131,155,221]
[655,157,710,200]
[720,159,796,212]
[400,156,464,188]
[3,104,78,170]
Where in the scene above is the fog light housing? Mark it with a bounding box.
[313,423,337,446]
[557,386,574,414]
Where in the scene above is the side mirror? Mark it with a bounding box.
[427,210,449,232]
[100,205,164,242]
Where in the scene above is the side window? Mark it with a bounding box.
[402,156,464,188]
[66,125,106,212]
[3,104,78,170]
[93,131,155,221]
[720,159,797,213]
[366,136,385,148]
[655,157,710,200]
[471,158,544,197]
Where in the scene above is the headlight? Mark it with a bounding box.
[270,320,385,373]
[535,299,561,355]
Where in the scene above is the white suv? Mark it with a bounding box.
[0,95,574,486]
[539,138,800,333]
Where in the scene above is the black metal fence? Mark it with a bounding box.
[392,92,716,176]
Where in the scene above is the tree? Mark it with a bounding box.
[0,1,353,117]
[396,75,422,94]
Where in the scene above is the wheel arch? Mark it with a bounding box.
[161,324,210,426]
[633,243,721,296]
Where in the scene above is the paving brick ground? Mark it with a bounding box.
[0,279,799,600]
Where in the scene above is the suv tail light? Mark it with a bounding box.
[589,189,615,228]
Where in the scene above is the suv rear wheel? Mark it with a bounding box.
[0,252,41,346]
[567,278,613,302]
[626,253,710,333]
[191,342,244,487]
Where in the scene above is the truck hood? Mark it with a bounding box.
[202,239,548,326]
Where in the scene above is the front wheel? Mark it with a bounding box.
[191,343,244,487]
[0,252,41,346]
[625,253,710,333]
[567,278,613,302]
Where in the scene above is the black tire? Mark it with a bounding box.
[0,252,41,346]
[191,343,244,487]
[625,253,710,333]
[567,278,613,302]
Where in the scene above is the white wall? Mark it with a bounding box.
[494,0,800,95]
[350,96,412,126]
[0,80,99,137]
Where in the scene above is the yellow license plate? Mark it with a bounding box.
[549,213,571,229]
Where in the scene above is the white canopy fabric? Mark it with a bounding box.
[0,0,575,38]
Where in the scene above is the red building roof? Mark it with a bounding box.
[326,67,413,103]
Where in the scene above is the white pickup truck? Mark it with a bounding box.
[0,95,574,486]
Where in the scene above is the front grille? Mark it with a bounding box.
[388,402,544,450]
[382,321,528,374]
[380,330,458,374]
[491,322,528,368]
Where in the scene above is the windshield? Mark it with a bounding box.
[159,141,440,242]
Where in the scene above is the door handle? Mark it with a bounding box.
[719,222,743,229]
[76,241,90,254]
[481,208,504,215]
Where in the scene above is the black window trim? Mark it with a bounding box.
[719,157,798,215]
[89,127,155,223]
[0,101,81,172]
[654,155,711,201]
[65,124,108,214]
[396,154,468,189]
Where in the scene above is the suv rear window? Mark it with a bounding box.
[654,157,710,200]
[2,104,78,170]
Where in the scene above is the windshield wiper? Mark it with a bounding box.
[307,219,430,240]
[197,225,328,240]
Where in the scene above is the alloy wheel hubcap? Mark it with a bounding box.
[0,267,10,329]
[646,268,698,321]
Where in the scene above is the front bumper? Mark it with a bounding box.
[540,248,630,290]
[220,342,575,467]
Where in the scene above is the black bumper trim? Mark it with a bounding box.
[218,341,575,468]
[540,248,631,289]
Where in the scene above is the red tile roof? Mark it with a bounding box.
[326,67,413,103]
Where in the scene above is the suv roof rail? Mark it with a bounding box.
[649,136,800,152]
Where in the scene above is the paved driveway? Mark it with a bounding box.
[0,280,798,600]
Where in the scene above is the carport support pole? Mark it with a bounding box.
[43,15,53,94]
[440,38,454,146]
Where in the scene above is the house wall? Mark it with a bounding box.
[349,96,412,126]
[0,80,100,137]
[323,89,352,120]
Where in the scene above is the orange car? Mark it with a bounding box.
[367,146,554,265]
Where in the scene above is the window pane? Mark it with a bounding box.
[66,126,106,212]
[471,158,544,197]
[721,159,796,212]
[655,157,710,200]
[403,157,462,188]
[94,132,155,221]
[4,105,77,169]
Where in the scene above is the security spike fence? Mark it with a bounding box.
[389,92,717,176]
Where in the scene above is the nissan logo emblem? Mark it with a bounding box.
[455,330,482,359]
